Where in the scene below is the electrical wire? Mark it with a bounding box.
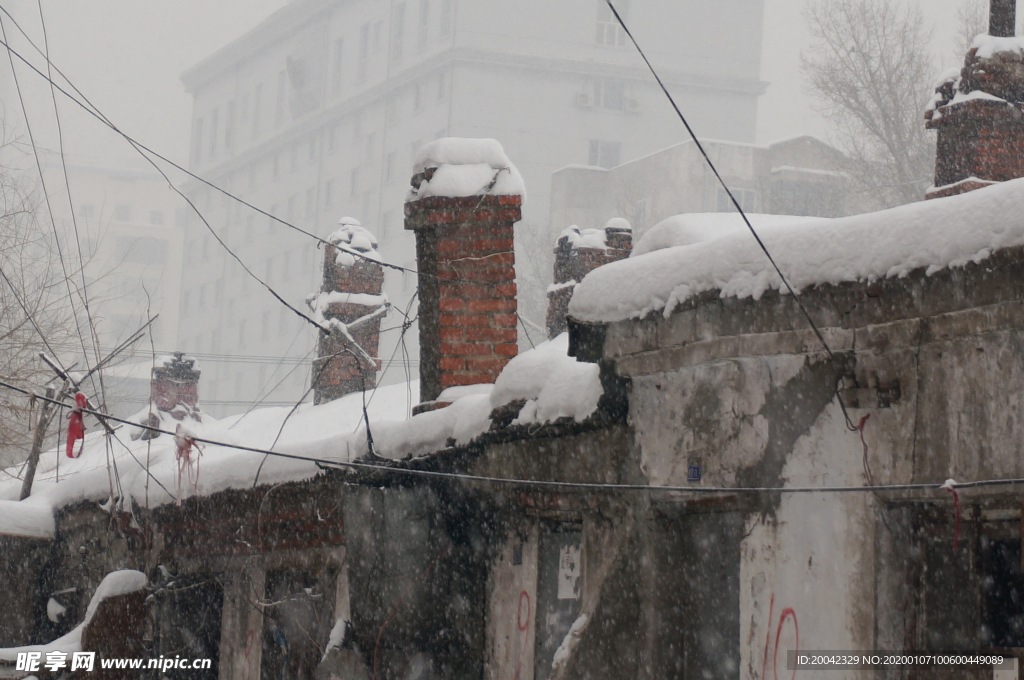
[604,0,860,430]
[0,377,1009,498]
[0,21,544,347]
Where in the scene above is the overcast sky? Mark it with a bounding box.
[0,0,982,169]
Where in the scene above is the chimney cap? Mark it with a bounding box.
[328,217,379,253]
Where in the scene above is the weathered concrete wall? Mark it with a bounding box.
[568,247,1024,677]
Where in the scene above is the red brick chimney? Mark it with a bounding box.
[926,0,1024,199]
[133,352,202,439]
[308,217,386,404]
[547,218,632,338]
[405,138,525,404]
[151,352,201,419]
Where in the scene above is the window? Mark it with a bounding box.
[77,204,96,219]
[413,84,423,112]
[287,194,297,220]
[587,139,621,168]
[209,108,219,157]
[391,3,406,63]
[324,179,334,207]
[176,208,188,227]
[199,284,207,309]
[418,0,430,50]
[272,153,280,178]
[440,0,453,37]
[331,38,344,94]
[268,203,278,232]
[113,204,132,222]
[716,187,758,213]
[182,291,191,316]
[248,164,256,190]
[365,132,376,160]
[386,98,398,124]
[290,143,298,171]
[252,83,263,137]
[384,151,397,184]
[264,257,274,284]
[225,100,236,151]
[595,79,625,110]
[282,251,291,280]
[596,0,629,46]
[381,209,393,240]
[191,118,204,165]
[358,24,370,81]
[350,167,360,197]
[308,132,318,162]
[275,71,287,124]
[328,125,337,153]
[149,210,164,225]
[245,215,254,240]
[373,20,383,51]
[214,279,224,305]
[437,72,447,100]
[116,236,167,264]
[261,311,270,340]
[305,188,315,217]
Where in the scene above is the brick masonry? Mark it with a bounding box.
[312,238,385,404]
[546,225,632,338]
[405,194,522,403]
[151,353,201,419]
[926,43,1024,199]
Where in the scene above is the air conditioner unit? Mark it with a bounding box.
[576,92,594,107]
[623,97,640,113]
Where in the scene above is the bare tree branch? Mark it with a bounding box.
[801,0,937,210]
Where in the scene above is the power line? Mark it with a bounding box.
[0,21,542,346]
[0,376,1007,498]
[34,0,107,407]
[604,0,859,431]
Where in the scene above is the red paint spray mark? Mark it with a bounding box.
[514,590,531,680]
[241,628,255,680]
[772,608,798,680]
[760,593,775,680]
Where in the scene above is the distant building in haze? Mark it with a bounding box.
[177,0,767,416]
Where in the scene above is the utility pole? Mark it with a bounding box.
[17,316,158,500]
[20,386,56,500]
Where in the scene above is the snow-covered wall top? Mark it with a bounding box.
[0,335,601,517]
[407,137,526,200]
[570,177,1024,323]
[972,34,1024,59]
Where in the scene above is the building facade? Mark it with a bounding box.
[549,135,851,245]
[176,0,767,416]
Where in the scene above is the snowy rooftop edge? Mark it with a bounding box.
[569,178,1024,324]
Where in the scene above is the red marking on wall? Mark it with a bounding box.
[772,608,798,680]
[759,594,798,680]
[761,593,775,680]
[515,590,531,680]
[241,628,255,680]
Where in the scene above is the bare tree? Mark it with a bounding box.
[953,0,1023,60]
[801,0,936,210]
[0,124,79,467]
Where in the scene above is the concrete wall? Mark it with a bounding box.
[562,243,1024,676]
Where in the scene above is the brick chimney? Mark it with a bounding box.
[547,218,632,338]
[405,138,524,404]
[308,217,386,404]
[925,0,1024,199]
[132,352,202,440]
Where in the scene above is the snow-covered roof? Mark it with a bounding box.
[407,137,526,200]
[0,570,146,662]
[569,178,1024,324]
[0,334,602,525]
